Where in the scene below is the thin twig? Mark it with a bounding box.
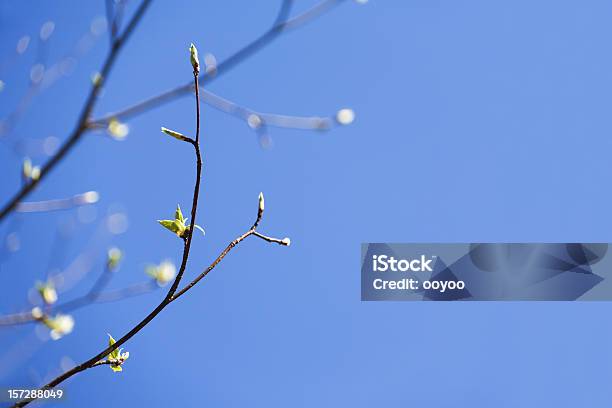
[16,191,99,213]
[252,231,289,246]
[0,0,345,224]
[170,194,288,302]
[0,0,153,223]
[88,0,345,125]
[11,60,288,406]
[0,275,158,327]
[11,48,205,408]
[91,360,113,367]
[91,88,335,131]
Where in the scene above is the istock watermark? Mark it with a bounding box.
[371,255,435,272]
[361,243,612,301]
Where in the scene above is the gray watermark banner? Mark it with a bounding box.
[361,243,612,301]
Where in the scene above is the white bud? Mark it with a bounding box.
[46,314,75,340]
[107,247,123,271]
[147,260,177,286]
[107,118,129,140]
[258,192,265,213]
[91,72,102,86]
[22,158,32,179]
[31,306,43,319]
[80,191,100,204]
[30,167,41,181]
[281,237,291,246]
[41,286,57,305]
[336,108,355,125]
[190,43,200,74]
[247,114,262,129]
[157,261,176,285]
[161,127,188,141]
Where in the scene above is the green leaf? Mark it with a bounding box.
[111,364,123,372]
[161,127,188,141]
[175,205,184,224]
[158,219,180,234]
[108,334,119,360]
[190,43,200,72]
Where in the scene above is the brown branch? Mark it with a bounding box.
[91,88,336,132]
[88,0,345,125]
[10,65,288,403]
[16,191,99,213]
[0,274,159,327]
[12,47,207,408]
[91,359,113,367]
[0,0,346,223]
[0,0,153,223]
[169,211,289,303]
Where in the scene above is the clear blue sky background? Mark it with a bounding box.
[1,1,612,407]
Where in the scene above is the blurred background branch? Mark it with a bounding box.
[0,0,350,223]
[0,0,153,222]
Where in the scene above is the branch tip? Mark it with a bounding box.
[190,43,200,75]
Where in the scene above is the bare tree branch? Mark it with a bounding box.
[0,0,153,223]
[0,0,346,224]
[11,47,289,406]
[91,88,336,133]
[0,281,159,326]
[16,191,99,213]
[0,263,159,327]
[86,0,346,125]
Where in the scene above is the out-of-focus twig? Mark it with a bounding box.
[11,41,289,407]
[90,88,336,132]
[0,280,158,327]
[0,0,153,223]
[0,0,349,224]
[88,0,347,125]
[16,191,99,213]
[0,17,107,143]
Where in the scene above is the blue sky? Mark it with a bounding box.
[1,1,612,407]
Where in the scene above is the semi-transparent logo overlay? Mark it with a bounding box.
[361,243,612,301]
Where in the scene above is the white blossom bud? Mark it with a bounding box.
[258,192,265,215]
[336,108,355,125]
[190,43,200,75]
[45,314,75,340]
[161,127,189,141]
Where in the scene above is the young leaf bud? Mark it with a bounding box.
[161,127,189,142]
[45,314,75,340]
[107,247,123,271]
[36,281,58,305]
[22,158,32,179]
[31,306,44,320]
[258,192,265,218]
[190,43,200,75]
[174,204,185,223]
